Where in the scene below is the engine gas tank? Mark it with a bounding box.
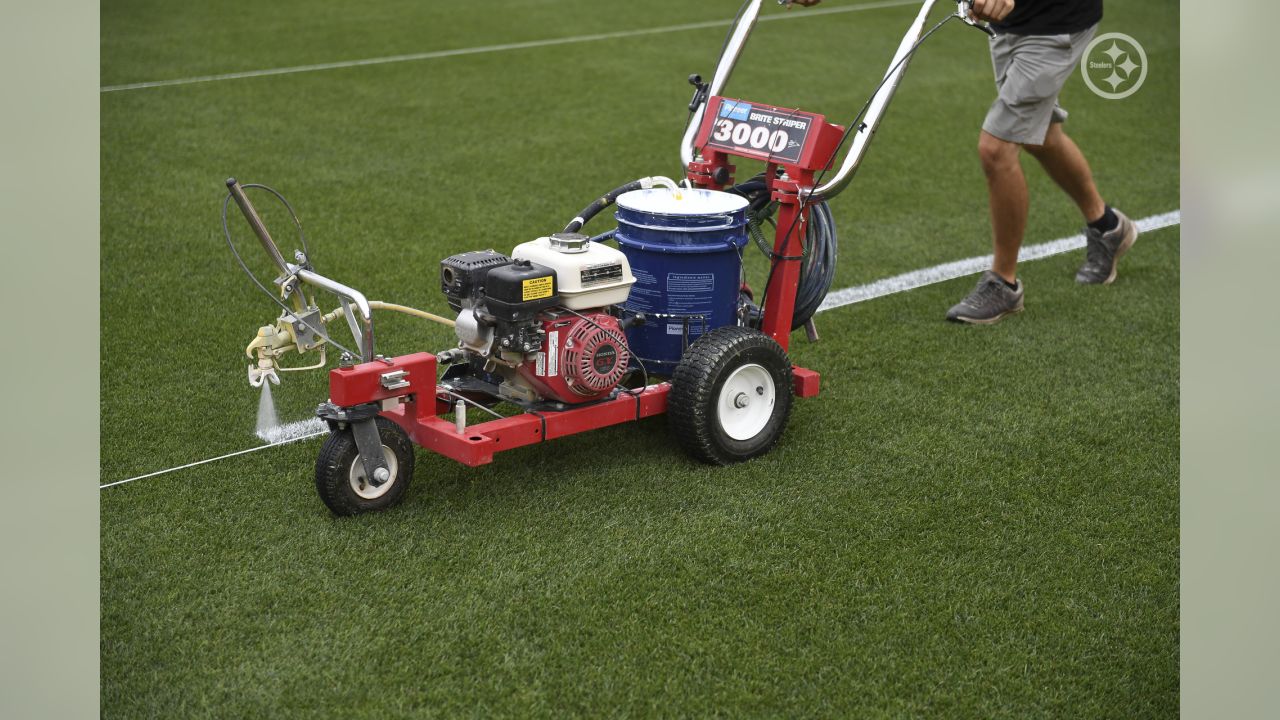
[511,233,635,310]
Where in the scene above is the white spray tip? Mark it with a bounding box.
[248,364,280,387]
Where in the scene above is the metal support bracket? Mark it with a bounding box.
[350,418,390,488]
[316,401,390,487]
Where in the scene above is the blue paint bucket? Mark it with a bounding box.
[613,188,749,374]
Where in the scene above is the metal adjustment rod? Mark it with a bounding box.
[226,177,378,365]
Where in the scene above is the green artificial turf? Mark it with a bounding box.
[101,1,1180,716]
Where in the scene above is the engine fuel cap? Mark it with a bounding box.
[548,232,590,254]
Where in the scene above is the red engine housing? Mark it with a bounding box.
[517,311,630,404]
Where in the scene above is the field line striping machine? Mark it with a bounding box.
[222,1,988,515]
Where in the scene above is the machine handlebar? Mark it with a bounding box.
[681,1,996,199]
[680,1,949,203]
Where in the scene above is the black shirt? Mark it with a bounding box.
[990,0,1103,36]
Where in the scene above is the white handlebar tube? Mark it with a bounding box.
[680,0,764,172]
[812,0,939,202]
[290,264,377,363]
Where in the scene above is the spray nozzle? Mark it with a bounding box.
[242,311,330,387]
[248,359,281,388]
[245,323,291,387]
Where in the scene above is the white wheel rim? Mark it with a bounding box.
[716,363,776,441]
[348,445,398,500]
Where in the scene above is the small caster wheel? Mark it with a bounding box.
[314,416,415,515]
[669,325,794,465]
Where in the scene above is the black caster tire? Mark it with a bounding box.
[669,325,794,465]
[315,416,415,516]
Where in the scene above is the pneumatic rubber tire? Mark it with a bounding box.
[315,416,415,516]
[669,326,793,465]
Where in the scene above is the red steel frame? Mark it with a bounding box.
[328,95,835,468]
[686,96,845,350]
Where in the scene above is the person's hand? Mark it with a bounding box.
[789,0,822,7]
[970,0,1014,22]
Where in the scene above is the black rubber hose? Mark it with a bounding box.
[733,175,839,331]
[790,200,837,329]
[563,180,645,233]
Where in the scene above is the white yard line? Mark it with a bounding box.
[100,208,1180,490]
[100,0,918,92]
[817,210,1182,312]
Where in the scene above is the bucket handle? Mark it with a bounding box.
[616,214,741,233]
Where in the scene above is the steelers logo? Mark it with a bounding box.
[1080,32,1148,100]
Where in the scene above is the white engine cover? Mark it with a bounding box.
[511,235,635,310]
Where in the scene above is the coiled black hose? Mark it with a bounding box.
[731,175,838,331]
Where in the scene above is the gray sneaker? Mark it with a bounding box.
[1077,209,1139,284]
[945,270,1025,325]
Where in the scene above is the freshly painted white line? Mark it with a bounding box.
[817,209,1181,312]
[99,429,328,490]
[101,208,1179,490]
[100,0,918,92]
[256,417,328,444]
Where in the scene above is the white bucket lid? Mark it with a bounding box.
[616,188,748,216]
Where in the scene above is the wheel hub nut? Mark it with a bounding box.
[373,467,390,483]
[734,392,750,409]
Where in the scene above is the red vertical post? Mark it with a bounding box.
[759,195,806,352]
[686,96,844,356]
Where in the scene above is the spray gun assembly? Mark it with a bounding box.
[223,1,991,515]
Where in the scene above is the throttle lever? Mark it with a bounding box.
[956,1,997,37]
[687,73,709,113]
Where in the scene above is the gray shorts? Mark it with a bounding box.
[983,24,1098,146]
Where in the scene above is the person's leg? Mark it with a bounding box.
[977,130,1027,284]
[946,32,1066,324]
[1025,119,1139,285]
[1022,123,1106,223]
[945,130,1028,325]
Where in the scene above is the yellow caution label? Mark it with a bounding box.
[522,276,554,301]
